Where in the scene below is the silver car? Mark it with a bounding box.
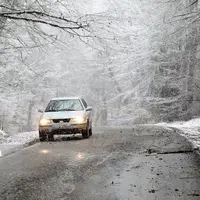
[38,97,92,141]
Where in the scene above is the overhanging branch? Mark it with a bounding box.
[0,14,88,30]
[0,10,80,25]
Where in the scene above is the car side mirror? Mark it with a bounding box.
[86,106,92,111]
[38,109,44,113]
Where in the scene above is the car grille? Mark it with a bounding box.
[53,119,71,123]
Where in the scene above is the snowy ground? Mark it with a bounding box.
[0,131,38,157]
[156,118,200,149]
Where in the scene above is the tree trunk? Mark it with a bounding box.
[26,100,34,131]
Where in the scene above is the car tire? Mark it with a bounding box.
[89,127,92,136]
[82,126,90,139]
[48,133,54,141]
[39,131,47,142]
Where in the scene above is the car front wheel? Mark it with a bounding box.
[89,127,92,136]
[82,126,90,139]
[48,133,54,141]
[39,131,47,142]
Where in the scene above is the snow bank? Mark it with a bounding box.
[4,131,38,145]
[181,118,200,127]
[0,129,8,143]
[157,118,200,149]
[0,131,38,158]
[157,118,200,128]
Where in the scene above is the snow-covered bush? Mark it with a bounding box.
[0,129,8,143]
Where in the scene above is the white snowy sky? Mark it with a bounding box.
[92,0,108,13]
[76,0,108,14]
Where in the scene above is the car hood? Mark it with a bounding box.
[41,111,85,119]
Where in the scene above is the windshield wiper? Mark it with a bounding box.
[59,108,76,111]
[45,109,76,112]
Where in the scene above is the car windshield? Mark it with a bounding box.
[45,99,83,112]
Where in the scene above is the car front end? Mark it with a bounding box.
[39,113,88,135]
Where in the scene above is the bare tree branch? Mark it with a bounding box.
[186,0,199,8]
[0,14,88,30]
[0,9,80,25]
[0,5,19,11]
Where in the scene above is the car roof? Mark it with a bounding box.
[51,97,82,101]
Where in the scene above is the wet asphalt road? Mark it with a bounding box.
[0,125,200,200]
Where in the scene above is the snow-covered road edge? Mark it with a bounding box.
[155,119,200,151]
[0,131,38,158]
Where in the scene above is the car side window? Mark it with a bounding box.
[81,98,88,108]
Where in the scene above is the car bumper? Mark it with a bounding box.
[39,123,87,135]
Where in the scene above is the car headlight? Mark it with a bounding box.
[72,116,86,124]
[39,118,51,126]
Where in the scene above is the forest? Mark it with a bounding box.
[0,0,200,133]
